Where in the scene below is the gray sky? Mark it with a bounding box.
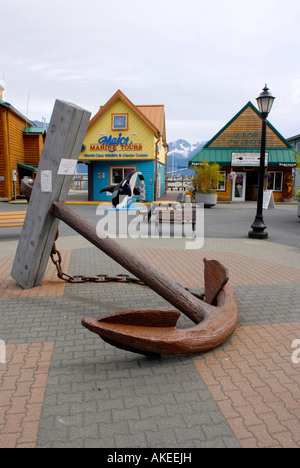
[1,0,300,143]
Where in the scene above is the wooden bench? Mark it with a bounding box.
[0,211,27,228]
[155,207,196,234]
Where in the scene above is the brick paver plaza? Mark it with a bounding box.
[0,229,300,448]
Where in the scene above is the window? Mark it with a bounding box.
[266,171,283,192]
[217,171,226,191]
[110,167,137,185]
[112,114,128,131]
[211,171,226,191]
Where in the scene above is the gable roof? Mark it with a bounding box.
[203,101,293,149]
[0,98,36,127]
[137,105,166,139]
[87,89,164,136]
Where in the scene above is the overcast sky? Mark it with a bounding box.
[1,0,300,143]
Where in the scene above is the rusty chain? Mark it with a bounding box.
[50,238,145,286]
[50,233,204,298]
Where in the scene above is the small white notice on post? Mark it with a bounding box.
[263,190,276,210]
[41,170,52,193]
[58,159,77,176]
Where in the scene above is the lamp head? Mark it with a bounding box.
[256,84,275,117]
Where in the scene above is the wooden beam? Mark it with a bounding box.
[11,100,91,289]
[51,201,208,324]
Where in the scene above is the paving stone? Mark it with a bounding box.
[1,232,300,448]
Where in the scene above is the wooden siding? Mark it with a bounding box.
[0,108,4,197]
[217,168,232,201]
[210,106,288,149]
[216,166,293,203]
[7,111,27,195]
[23,134,43,167]
[0,103,44,199]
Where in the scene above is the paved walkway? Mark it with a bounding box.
[0,231,300,448]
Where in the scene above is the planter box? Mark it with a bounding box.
[195,192,217,208]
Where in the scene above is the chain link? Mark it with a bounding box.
[50,240,205,300]
[50,241,145,285]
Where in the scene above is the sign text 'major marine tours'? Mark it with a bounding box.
[90,133,143,153]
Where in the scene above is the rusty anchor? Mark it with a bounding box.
[49,202,239,356]
[18,179,238,356]
[13,96,239,357]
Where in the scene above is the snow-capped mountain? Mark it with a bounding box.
[167,139,207,172]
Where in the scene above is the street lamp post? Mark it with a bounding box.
[248,84,275,239]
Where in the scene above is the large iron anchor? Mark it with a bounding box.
[50,202,239,356]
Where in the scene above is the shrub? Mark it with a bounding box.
[192,161,224,194]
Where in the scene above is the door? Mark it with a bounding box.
[232,172,246,202]
[157,170,161,199]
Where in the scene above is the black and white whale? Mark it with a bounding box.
[100,171,140,209]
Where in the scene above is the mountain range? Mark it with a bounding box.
[32,120,49,131]
[167,139,207,173]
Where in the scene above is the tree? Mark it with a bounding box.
[192,160,224,194]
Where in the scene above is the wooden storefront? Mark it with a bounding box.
[0,100,45,200]
[78,90,167,202]
[189,102,297,202]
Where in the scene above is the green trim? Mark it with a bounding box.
[23,126,44,134]
[202,101,293,150]
[17,163,38,172]
[189,147,297,167]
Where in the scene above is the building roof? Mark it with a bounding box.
[23,126,44,135]
[0,98,36,127]
[17,163,38,172]
[137,105,166,139]
[202,102,293,150]
[87,90,165,138]
[287,134,300,142]
[189,101,296,167]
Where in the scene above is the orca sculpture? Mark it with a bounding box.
[100,170,140,209]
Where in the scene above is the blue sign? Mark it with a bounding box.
[98,133,132,152]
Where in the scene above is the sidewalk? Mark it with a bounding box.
[0,228,300,447]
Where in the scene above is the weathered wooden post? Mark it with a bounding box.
[11,100,91,289]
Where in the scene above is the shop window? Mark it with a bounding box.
[112,114,128,131]
[266,171,283,192]
[110,166,136,185]
[217,171,226,191]
[211,171,226,191]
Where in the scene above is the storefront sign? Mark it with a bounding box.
[263,190,275,210]
[228,133,261,147]
[232,152,268,167]
[89,133,143,153]
[83,153,149,159]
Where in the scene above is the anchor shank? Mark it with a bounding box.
[51,202,208,323]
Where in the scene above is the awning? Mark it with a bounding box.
[189,148,298,167]
[17,163,38,172]
[23,127,44,135]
